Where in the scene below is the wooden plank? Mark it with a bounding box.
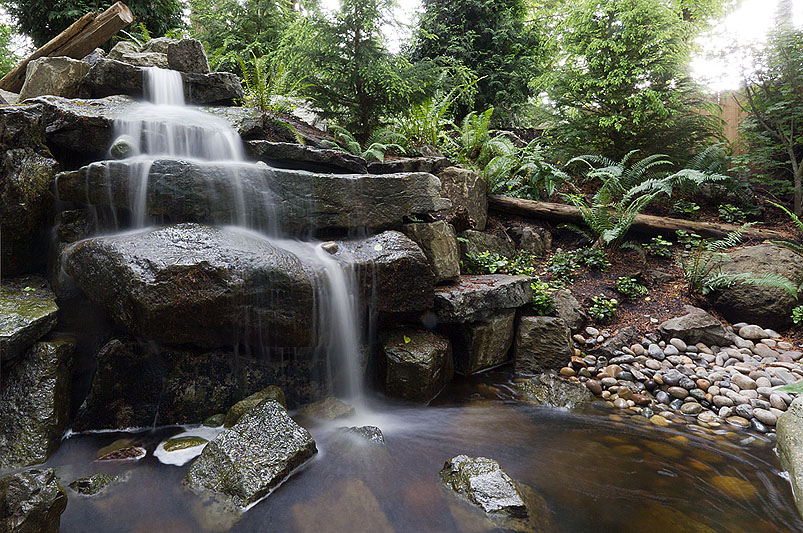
[0,2,133,93]
[488,195,788,241]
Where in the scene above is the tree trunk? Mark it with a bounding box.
[488,195,788,241]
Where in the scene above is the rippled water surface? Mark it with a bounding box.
[41,369,803,532]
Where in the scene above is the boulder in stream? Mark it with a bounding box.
[223,386,287,427]
[776,397,803,518]
[185,400,317,508]
[440,455,527,517]
[517,372,593,409]
[0,469,67,533]
[380,329,453,402]
[0,338,75,469]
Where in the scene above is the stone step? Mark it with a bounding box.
[434,274,533,323]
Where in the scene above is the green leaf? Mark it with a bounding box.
[403,335,411,344]
[775,382,803,394]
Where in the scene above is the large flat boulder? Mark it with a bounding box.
[712,243,803,329]
[64,224,317,348]
[380,329,453,402]
[434,275,532,323]
[185,400,317,507]
[1,277,59,363]
[449,310,515,374]
[777,397,803,519]
[0,469,67,533]
[79,58,242,104]
[368,156,449,175]
[335,231,434,313]
[56,159,450,235]
[18,57,89,101]
[73,337,326,431]
[245,140,367,173]
[514,316,573,376]
[0,339,75,468]
[658,306,734,347]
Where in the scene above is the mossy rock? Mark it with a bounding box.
[69,473,115,496]
[163,436,208,452]
[203,414,225,427]
[223,385,286,428]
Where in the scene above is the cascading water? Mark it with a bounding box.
[106,66,366,403]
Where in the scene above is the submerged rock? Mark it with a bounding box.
[73,337,326,431]
[712,243,803,328]
[435,274,533,323]
[337,426,385,445]
[291,478,393,532]
[659,306,734,347]
[224,386,287,428]
[185,400,317,508]
[517,372,594,409]
[163,436,209,452]
[56,159,450,235]
[380,329,453,403]
[777,397,803,518]
[299,397,355,420]
[0,277,59,363]
[514,316,573,376]
[449,310,515,375]
[79,58,243,104]
[0,339,75,469]
[64,224,316,348]
[68,473,116,496]
[440,455,527,517]
[0,469,67,533]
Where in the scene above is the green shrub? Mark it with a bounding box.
[574,247,610,270]
[672,200,701,218]
[718,203,746,223]
[792,305,803,326]
[588,294,618,322]
[546,251,577,283]
[461,250,538,276]
[615,276,648,300]
[644,235,673,258]
[531,279,557,316]
[675,230,703,250]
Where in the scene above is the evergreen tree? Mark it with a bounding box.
[1,0,183,48]
[278,0,428,139]
[409,0,542,122]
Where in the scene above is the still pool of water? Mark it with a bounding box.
[35,369,803,532]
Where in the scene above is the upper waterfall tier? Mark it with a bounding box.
[56,159,451,235]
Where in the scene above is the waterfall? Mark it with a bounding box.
[106,66,367,402]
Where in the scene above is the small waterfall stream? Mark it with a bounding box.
[109,66,367,403]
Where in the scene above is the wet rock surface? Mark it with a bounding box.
[185,400,317,508]
[68,473,115,496]
[0,468,67,533]
[368,156,449,175]
[435,274,532,323]
[0,339,75,468]
[337,426,385,445]
[515,316,573,375]
[0,276,59,362]
[57,159,450,235]
[79,59,243,104]
[245,140,367,173]
[450,310,515,374]
[64,224,317,348]
[381,329,453,402]
[777,397,803,517]
[517,372,594,409]
[440,455,527,516]
[73,336,326,431]
[224,386,287,428]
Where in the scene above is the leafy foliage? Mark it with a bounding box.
[531,279,557,316]
[736,28,803,214]
[792,305,803,327]
[545,251,578,283]
[672,200,701,218]
[573,247,610,270]
[544,0,722,162]
[461,250,538,277]
[238,54,308,113]
[644,235,674,258]
[678,224,799,296]
[588,294,618,322]
[322,125,406,162]
[615,276,648,300]
[482,139,569,200]
[0,23,19,77]
[3,0,183,47]
[717,203,747,223]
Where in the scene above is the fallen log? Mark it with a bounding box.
[488,195,789,241]
[0,2,133,93]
